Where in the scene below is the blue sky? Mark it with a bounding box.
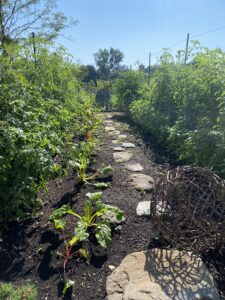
[56,0,225,66]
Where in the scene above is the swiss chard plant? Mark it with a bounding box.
[69,142,113,185]
[48,192,123,294]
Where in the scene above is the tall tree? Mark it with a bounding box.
[0,0,76,51]
[94,47,124,80]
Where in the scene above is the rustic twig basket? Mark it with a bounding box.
[151,166,225,251]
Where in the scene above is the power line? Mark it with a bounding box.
[192,25,225,39]
[138,24,225,65]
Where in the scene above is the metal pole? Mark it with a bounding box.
[184,33,190,64]
[32,32,37,67]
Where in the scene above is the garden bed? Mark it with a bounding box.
[0,113,225,300]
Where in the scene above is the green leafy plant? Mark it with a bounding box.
[48,192,123,294]
[69,144,113,184]
[0,42,100,233]
[0,282,37,300]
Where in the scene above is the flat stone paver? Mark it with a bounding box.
[112,140,120,145]
[122,142,135,148]
[109,130,121,135]
[136,201,151,216]
[113,152,133,163]
[106,249,220,300]
[113,147,125,152]
[128,173,154,191]
[125,163,143,172]
[105,126,116,132]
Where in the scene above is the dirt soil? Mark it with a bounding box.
[0,112,225,300]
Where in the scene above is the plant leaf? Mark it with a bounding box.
[78,248,89,259]
[99,165,114,175]
[63,277,75,295]
[94,182,111,189]
[75,220,89,241]
[86,192,103,202]
[95,221,111,249]
[54,219,66,230]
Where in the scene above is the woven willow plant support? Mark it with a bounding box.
[151,166,225,252]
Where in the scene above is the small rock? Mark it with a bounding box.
[122,142,135,148]
[136,201,151,216]
[108,265,116,271]
[113,152,133,163]
[125,163,144,172]
[128,173,154,191]
[118,134,127,140]
[113,147,125,152]
[106,249,220,300]
[105,126,116,132]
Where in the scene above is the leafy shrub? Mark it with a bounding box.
[0,282,37,300]
[127,44,225,177]
[0,42,99,230]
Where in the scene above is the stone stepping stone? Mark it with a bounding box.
[136,201,151,216]
[125,163,143,172]
[122,142,135,148]
[113,152,133,163]
[105,114,112,119]
[104,120,113,124]
[113,147,125,152]
[106,249,219,300]
[112,140,120,145]
[128,173,154,191]
[105,126,116,132]
[118,134,127,140]
[109,130,121,135]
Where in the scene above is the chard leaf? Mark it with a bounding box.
[54,219,65,230]
[63,277,75,295]
[78,248,89,259]
[94,182,111,189]
[95,221,111,249]
[99,165,113,175]
[75,220,89,241]
[86,192,103,202]
[48,205,70,222]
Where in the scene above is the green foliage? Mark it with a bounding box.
[115,70,144,111]
[116,44,225,177]
[0,282,37,300]
[94,47,124,80]
[0,42,99,230]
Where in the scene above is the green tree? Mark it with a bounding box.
[81,64,97,86]
[0,0,76,51]
[94,47,124,80]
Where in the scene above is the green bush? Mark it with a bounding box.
[0,42,98,229]
[122,44,225,177]
[0,282,37,300]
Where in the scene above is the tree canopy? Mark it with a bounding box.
[0,0,76,50]
[94,47,124,80]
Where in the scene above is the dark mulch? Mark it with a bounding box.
[0,112,225,300]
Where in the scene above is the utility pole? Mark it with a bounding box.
[148,52,151,85]
[0,0,4,50]
[32,32,37,67]
[184,33,190,64]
